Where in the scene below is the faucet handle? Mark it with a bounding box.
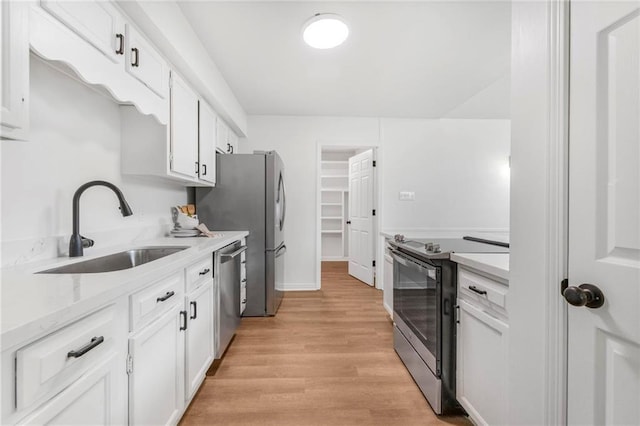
[80,236,94,248]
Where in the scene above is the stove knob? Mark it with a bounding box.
[425,242,434,251]
[432,244,441,253]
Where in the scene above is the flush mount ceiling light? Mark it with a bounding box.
[302,13,349,49]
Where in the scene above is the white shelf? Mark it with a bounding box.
[321,174,348,178]
[321,216,343,220]
[321,160,348,165]
[321,230,343,234]
[321,189,345,192]
[321,202,342,206]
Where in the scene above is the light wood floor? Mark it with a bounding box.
[180,262,471,425]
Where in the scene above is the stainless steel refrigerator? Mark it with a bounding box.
[195,151,286,316]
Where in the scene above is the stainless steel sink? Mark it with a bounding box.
[37,246,189,274]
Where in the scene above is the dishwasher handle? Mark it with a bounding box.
[221,245,247,263]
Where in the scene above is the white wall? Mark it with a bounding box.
[243,115,511,289]
[381,118,510,230]
[444,74,511,119]
[0,56,187,266]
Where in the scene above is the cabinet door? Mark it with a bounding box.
[456,299,509,426]
[186,282,215,400]
[215,118,229,154]
[40,0,125,65]
[228,129,239,154]
[1,0,29,140]
[129,304,185,426]
[383,254,393,312]
[125,24,169,99]
[198,101,217,185]
[170,72,199,179]
[20,355,124,425]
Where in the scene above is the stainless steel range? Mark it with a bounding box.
[389,236,508,414]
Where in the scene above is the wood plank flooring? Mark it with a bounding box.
[180,262,471,425]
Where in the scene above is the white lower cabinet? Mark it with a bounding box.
[128,303,185,426]
[4,242,242,425]
[456,267,509,426]
[456,299,508,425]
[19,355,121,425]
[185,281,215,400]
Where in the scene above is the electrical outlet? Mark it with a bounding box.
[399,191,415,201]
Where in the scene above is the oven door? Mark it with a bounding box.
[391,249,441,375]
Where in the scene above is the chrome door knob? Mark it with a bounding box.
[563,283,605,309]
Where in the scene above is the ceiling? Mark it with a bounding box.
[177,1,511,119]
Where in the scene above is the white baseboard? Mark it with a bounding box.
[281,282,320,291]
[383,301,393,317]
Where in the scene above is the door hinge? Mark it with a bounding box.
[560,278,568,296]
[373,160,376,167]
[372,209,376,216]
[126,354,133,375]
[372,260,376,267]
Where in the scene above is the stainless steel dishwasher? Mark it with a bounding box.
[215,241,246,358]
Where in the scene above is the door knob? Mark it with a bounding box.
[562,283,605,309]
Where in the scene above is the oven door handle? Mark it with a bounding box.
[389,249,436,275]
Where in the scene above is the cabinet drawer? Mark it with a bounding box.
[186,254,213,292]
[130,272,183,331]
[16,305,117,411]
[458,268,508,318]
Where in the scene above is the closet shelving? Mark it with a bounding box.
[320,150,355,260]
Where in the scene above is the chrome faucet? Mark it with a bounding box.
[69,180,133,257]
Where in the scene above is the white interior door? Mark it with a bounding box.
[567,2,640,424]
[348,149,374,285]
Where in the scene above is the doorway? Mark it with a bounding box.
[317,145,378,288]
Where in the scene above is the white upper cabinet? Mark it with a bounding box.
[125,24,169,100]
[198,101,217,185]
[215,118,228,154]
[1,0,29,140]
[40,0,125,65]
[122,72,217,187]
[228,128,239,154]
[170,72,199,179]
[30,0,169,124]
[216,118,239,154]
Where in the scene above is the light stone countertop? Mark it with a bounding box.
[380,229,509,244]
[1,231,248,350]
[450,253,510,281]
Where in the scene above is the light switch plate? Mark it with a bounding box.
[399,191,415,201]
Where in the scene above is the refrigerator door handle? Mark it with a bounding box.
[275,244,287,258]
[267,241,286,253]
[280,174,286,229]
